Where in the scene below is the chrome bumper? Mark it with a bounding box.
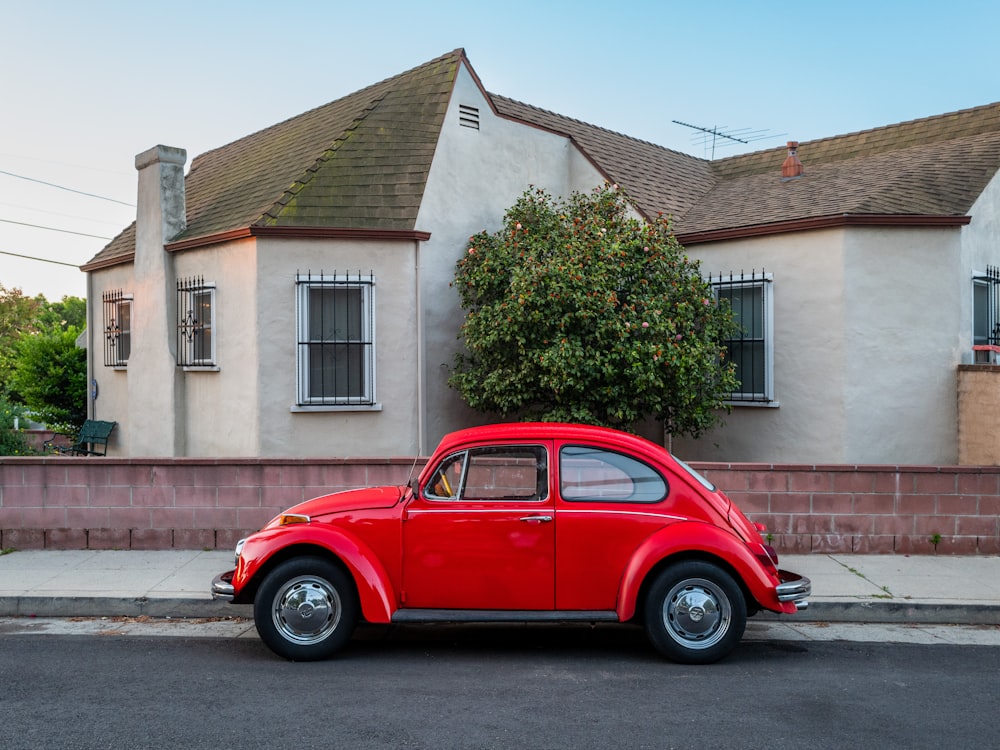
[211,570,236,602]
[776,570,811,610]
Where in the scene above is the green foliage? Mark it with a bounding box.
[0,283,42,397]
[9,326,87,428]
[0,393,31,456]
[450,184,739,437]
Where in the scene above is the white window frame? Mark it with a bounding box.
[294,273,378,410]
[711,272,775,405]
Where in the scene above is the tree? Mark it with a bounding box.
[0,284,42,396]
[450,184,739,438]
[9,326,88,428]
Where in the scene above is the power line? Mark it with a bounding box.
[0,168,135,207]
[0,249,81,268]
[0,217,112,240]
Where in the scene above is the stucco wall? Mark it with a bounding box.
[3,457,996,554]
[414,63,607,450]
[674,224,968,465]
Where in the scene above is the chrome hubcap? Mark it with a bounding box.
[662,577,731,650]
[273,575,342,645]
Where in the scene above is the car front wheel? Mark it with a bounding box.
[644,560,747,665]
[253,556,358,661]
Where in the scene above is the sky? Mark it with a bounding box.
[2,0,998,301]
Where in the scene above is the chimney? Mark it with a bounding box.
[781,141,804,179]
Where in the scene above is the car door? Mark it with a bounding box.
[402,443,554,610]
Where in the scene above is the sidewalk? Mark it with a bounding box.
[1,550,999,625]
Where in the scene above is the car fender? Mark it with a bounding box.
[235,525,397,624]
[616,521,790,620]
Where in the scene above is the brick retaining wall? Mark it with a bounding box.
[1,457,998,554]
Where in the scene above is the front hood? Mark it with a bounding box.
[280,485,406,520]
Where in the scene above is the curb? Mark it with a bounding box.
[3,597,999,626]
[0,597,253,619]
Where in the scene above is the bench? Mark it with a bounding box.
[46,420,117,456]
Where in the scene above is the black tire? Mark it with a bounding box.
[644,560,747,665]
[253,556,358,661]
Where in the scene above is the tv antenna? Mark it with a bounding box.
[672,120,784,159]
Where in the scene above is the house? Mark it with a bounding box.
[82,48,1000,464]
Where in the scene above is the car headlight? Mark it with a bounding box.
[234,538,246,566]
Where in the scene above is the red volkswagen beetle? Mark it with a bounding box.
[212,423,809,664]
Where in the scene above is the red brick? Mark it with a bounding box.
[833,514,876,534]
[788,471,834,493]
[44,484,89,507]
[914,515,958,535]
[2,486,42,507]
[770,492,812,514]
[852,535,895,554]
[98,486,134,508]
[151,508,196,528]
[747,471,788,492]
[956,516,999,536]
[772,534,812,554]
[174,485,217,507]
[132,485,175,508]
[730,491,768,513]
[65,464,110,487]
[195,508,240,528]
[216,528,253,549]
[832,472,876,493]
[957,472,1000,495]
[109,508,153,528]
[0,464,25,486]
[218,486,261,508]
[897,494,936,515]
[935,536,978,554]
[260,486,304,509]
[706,469,750,492]
[873,515,915,535]
[812,493,853,514]
[87,528,131,550]
[937,495,978,515]
[131,529,173,550]
[853,494,893,515]
[3,528,44,549]
[44,528,87,549]
[23,463,62,486]
[20,507,67,527]
[794,514,833,533]
[66,508,111,528]
[811,534,853,553]
[172,528,216,549]
[977,536,1000,554]
[873,472,903,494]
[913,473,958,494]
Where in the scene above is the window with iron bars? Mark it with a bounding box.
[295,271,375,406]
[973,266,1000,346]
[709,271,774,403]
[176,276,216,367]
[102,289,132,367]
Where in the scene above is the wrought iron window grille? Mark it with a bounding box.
[102,289,132,367]
[176,276,216,367]
[295,270,375,406]
[973,266,1000,347]
[709,270,773,404]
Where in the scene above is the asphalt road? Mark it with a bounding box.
[2,626,998,750]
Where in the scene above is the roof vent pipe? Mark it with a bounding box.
[781,141,804,179]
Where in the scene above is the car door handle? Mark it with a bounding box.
[519,515,553,523]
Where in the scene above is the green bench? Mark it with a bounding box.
[46,420,117,456]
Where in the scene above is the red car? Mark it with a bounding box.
[212,423,809,664]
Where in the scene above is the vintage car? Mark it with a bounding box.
[212,423,810,664]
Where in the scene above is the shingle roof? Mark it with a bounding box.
[84,50,1000,271]
[84,49,461,268]
[674,102,1000,237]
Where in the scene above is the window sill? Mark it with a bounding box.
[182,365,220,372]
[725,399,780,408]
[290,403,383,413]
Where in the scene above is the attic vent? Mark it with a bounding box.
[459,104,480,130]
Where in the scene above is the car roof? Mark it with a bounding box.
[434,422,665,456]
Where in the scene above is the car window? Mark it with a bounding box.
[425,446,548,502]
[559,445,668,503]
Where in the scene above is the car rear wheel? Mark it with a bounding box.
[644,560,747,665]
[254,556,358,661]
